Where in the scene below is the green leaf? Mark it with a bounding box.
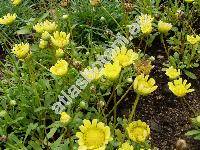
[47,127,57,139]
[24,123,38,142]
[183,70,197,79]
[16,26,31,35]
[29,141,42,150]
[185,130,200,136]
[50,135,64,149]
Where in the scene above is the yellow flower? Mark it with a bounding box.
[103,62,121,80]
[33,20,57,33]
[112,46,139,67]
[187,35,200,45]
[51,31,70,48]
[76,119,112,150]
[12,42,30,59]
[118,142,134,150]
[0,13,17,25]
[165,66,181,80]
[158,21,172,34]
[133,74,157,96]
[185,0,194,3]
[50,60,68,76]
[60,112,71,124]
[39,39,48,49]
[168,78,194,97]
[56,48,65,58]
[126,120,150,143]
[41,31,50,40]
[90,0,101,6]
[81,67,103,81]
[138,14,154,35]
[11,0,21,6]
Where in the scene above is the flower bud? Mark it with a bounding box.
[10,100,17,106]
[79,101,88,109]
[62,15,69,19]
[196,116,200,123]
[0,110,7,117]
[127,77,133,83]
[100,17,105,22]
[55,48,65,58]
[60,112,71,124]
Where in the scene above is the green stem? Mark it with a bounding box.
[113,91,117,126]
[128,94,140,122]
[161,34,169,58]
[105,84,133,118]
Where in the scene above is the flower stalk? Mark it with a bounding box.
[128,94,140,122]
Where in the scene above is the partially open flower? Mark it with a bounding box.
[165,66,181,80]
[39,39,48,49]
[126,120,150,143]
[138,14,154,35]
[12,42,30,59]
[187,35,200,45]
[11,0,22,6]
[51,31,70,48]
[33,20,57,33]
[81,67,103,81]
[90,0,101,6]
[60,112,71,124]
[133,74,158,96]
[55,48,65,58]
[50,60,68,76]
[158,21,172,34]
[112,46,139,67]
[168,78,194,97]
[118,142,134,150]
[103,62,121,80]
[76,119,112,150]
[0,13,17,25]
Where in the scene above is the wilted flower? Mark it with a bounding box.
[127,120,150,143]
[0,13,17,25]
[41,31,50,40]
[138,14,154,35]
[165,66,181,80]
[133,74,157,96]
[185,0,194,3]
[51,31,70,48]
[76,119,112,150]
[90,0,101,6]
[118,142,134,150]
[134,59,154,75]
[39,39,48,49]
[33,20,57,33]
[50,60,68,76]
[168,78,194,97]
[81,67,103,81]
[12,42,30,59]
[60,112,71,124]
[103,62,121,80]
[112,46,139,67]
[11,0,21,6]
[187,35,200,45]
[55,48,65,58]
[158,21,172,34]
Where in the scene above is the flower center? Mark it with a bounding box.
[84,127,105,148]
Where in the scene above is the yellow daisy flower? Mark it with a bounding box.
[12,42,30,59]
[126,120,150,143]
[0,13,17,25]
[165,66,181,80]
[168,78,194,97]
[81,67,103,81]
[50,60,69,76]
[133,74,157,96]
[158,21,172,34]
[76,119,112,150]
[51,31,70,48]
[138,14,154,35]
[11,0,22,6]
[60,112,71,124]
[187,35,200,45]
[33,20,57,33]
[118,142,134,150]
[112,46,139,67]
[103,62,121,80]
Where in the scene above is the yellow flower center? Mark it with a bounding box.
[84,127,105,148]
[130,127,148,142]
